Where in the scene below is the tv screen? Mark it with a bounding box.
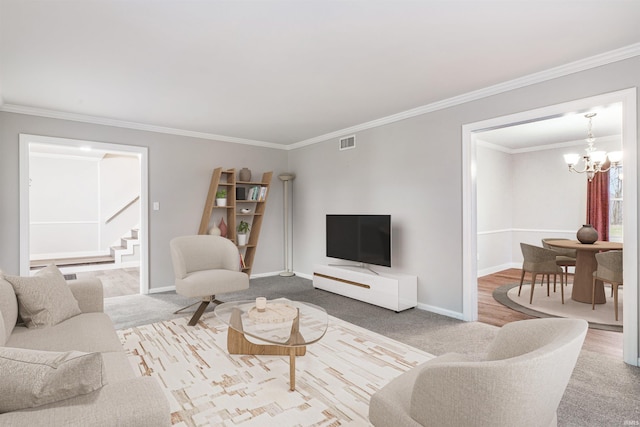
[326,215,391,267]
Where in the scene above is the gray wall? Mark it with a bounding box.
[289,56,640,317]
[0,113,288,289]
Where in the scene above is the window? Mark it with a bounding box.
[609,166,623,242]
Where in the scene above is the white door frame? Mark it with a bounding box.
[19,134,150,294]
[462,88,638,366]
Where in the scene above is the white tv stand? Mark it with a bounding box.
[313,264,417,312]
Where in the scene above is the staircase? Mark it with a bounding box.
[30,228,140,270]
[110,228,140,264]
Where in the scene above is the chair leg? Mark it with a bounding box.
[560,270,564,304]
[518,269,526,296]
[530,273,537,304]
[173,300,201,315]
[592,277,597,311]
[613,284,620,321]
[176,296,225,326]
[188,300,211,326]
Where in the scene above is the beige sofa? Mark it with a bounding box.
[0,275,170,426]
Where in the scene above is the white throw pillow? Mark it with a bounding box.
[0,347,104,413]
[4,265,81,328]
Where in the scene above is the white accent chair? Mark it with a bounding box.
[369,318,588,427]
[170,235,249,325]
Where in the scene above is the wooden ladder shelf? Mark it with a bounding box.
[199,167,272,277]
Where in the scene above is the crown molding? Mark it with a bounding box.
[288,42,640,150]
[0,104,287,150]
[1,43,638,151]
[476,134,622,155]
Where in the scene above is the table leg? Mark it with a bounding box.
[289,347,296,391]
[571,250,606,304]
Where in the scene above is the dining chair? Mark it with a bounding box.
[541,238,576,287]
[592,250,623,321]
[519,243,565,304]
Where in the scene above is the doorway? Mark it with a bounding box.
[19,134,150,294]
[462,88,638,366]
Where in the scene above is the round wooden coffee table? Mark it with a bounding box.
[545,240,622,304]
[214,298,328,391]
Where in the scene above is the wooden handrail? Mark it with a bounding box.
[105,195,140,224]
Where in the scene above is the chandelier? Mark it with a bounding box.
[563,113,622,181]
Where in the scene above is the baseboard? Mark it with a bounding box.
[416,302,465,320]
[248,271,282,279]
[148,285,175,294]
[478,263,519,277]
[295,271,312,280]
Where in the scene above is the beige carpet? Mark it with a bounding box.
[505,283,623,329]
[117,312,433,426]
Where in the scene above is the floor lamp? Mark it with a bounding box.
[279,173,296,277]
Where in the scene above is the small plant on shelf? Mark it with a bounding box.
[215,189,227,207]
[237,220,250,234]
[237,220,250,246]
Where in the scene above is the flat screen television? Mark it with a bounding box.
[326,214,391,267]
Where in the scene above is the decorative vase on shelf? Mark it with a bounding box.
[577,224,598,244]
[237,233,248,246]
[219,218,228,238]
[239,167,252,182]
[208,222,221,236]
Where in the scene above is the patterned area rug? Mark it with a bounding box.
[117,312,433,426]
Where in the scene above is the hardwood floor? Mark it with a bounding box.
[479,268,623,358]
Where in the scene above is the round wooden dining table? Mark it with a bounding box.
[546,240,622,304]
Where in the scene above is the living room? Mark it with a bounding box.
[1,1,640,425]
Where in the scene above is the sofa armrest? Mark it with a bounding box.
[68,278,104,313]
[0,377,170,427]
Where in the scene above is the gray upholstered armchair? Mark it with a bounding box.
[519,243,565,304]
[369,318,588,427]
[170,235,249,325]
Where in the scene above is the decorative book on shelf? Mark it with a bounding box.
[198,167,272,277]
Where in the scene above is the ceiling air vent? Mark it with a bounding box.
[339,135,356,151]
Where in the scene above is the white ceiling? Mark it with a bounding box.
[1,1,639,146]
[477,102,623,151]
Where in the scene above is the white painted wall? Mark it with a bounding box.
[29,153,100,257]
[100,154,141,248]
[476,144,513,275]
